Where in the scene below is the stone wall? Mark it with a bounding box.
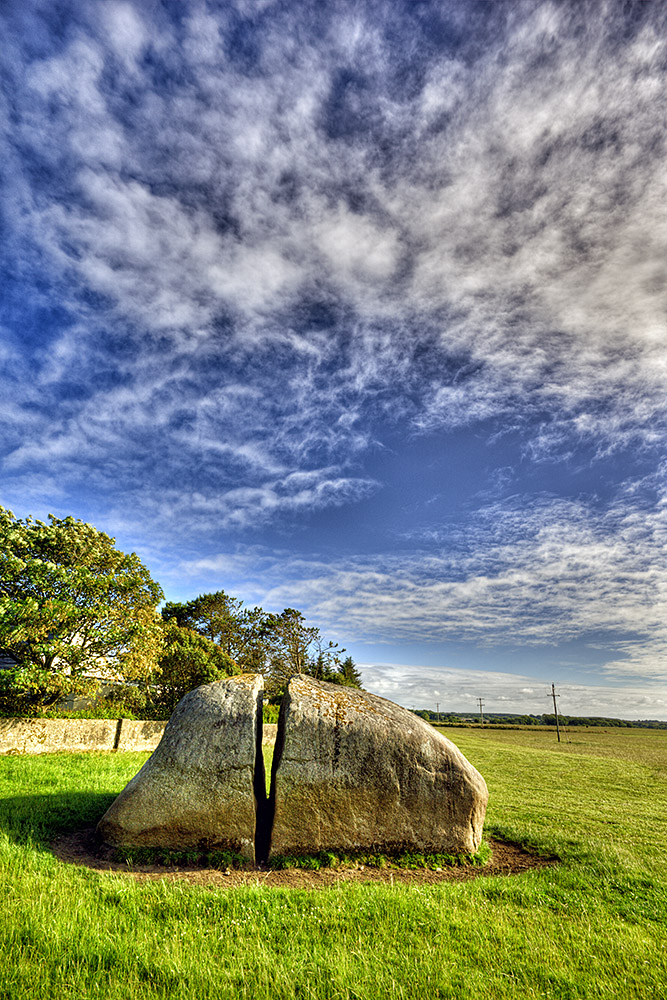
[0,718,278,754]
[113,719,168,752]
[0,717,166,754]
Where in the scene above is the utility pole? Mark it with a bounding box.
[477,698,485,725]
[436,701,440,725]
[551,683,561,743]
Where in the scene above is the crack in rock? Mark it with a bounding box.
[98,673,488,863]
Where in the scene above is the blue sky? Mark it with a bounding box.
[2,0,667,719]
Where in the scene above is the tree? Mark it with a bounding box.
[267,608,318,672]
[263,607,319,698]
[149,621,238,717]
[337,655,362,688]
[0,508,164,697]
[263,608,350,698]
[161,589,356,702]
[161,590,244,647]
[161,591,267,672]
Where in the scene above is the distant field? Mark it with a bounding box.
[0,725,665,998]
[439,723,667,766]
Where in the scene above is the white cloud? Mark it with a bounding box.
[98,2,148,67]
[360,661,667,721]
[316,207,400,285]
[1,1,667,709]
[4,0,665,479]
[201,486,667,681]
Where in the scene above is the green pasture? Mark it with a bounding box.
[0,726,665,999]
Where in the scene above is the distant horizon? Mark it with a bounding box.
[409,708,667,725]
[354,661,667,723]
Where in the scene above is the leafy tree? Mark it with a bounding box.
[161,588,358,703]
[149,621,238,717]
[307,651,339,683]
[263,607,322,698]
[264,608,354,697]
[161,590,244,646]
[161,591,267,672]
[268,608,320,673]
[0,507,163,710]
[305,650,362,687]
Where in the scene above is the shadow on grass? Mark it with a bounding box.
[0,792,116,847]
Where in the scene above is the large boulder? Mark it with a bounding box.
[269,675,488,859]
[97,674,264,862]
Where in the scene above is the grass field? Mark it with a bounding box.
[0,726,665,999]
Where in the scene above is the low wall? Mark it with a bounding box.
[0,718,278,754]
[115,719,167,752]
[0,718,165,755]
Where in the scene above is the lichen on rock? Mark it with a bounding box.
[97,674,264,862]
[268,674,488,859]
[97,672,488,864]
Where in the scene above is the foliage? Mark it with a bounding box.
[262,702,280,724]
[336,655,363,687]
[0,505,358,719]
[163,591,361,702]
[40,701,143,721]
[102,683,152,719]
[262,608,362,698]
[162,590,244,643]
[0,508,164,699]
[162,591,267,673]
[150,621,238,716]
[263,608,336,698]
[0,666,97,717]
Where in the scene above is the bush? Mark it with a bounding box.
[148,622,238,717]
[262,702,280,724]
[103,683,151,718]
[0,667,97,717]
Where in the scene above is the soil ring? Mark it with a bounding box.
[51,829,557,889]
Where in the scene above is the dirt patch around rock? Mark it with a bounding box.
[51,828,557,888]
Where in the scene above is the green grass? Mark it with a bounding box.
[0,727,665,998]
[263,741,273,794]
[110,845,252,870]
[269,840,492,871]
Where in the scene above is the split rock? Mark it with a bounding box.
[97,674,264,861]
[269,675,488,858]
